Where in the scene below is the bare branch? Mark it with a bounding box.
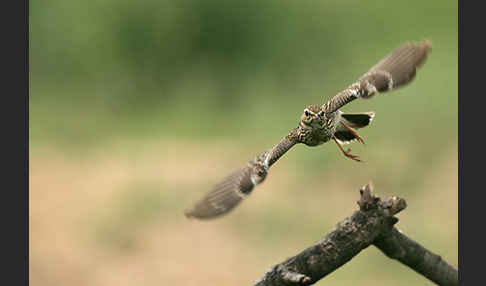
[374,228,458,286]
[253,182,458,286]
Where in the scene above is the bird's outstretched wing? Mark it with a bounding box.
[185,130,299,220]
[322,40,431,113]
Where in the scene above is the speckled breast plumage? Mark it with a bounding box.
[297,111,340,146]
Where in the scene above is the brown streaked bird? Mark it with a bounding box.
[185,41,431,220]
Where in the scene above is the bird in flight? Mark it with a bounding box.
[185,41,431,220]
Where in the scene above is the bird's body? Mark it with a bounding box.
[296,105,335,146]
[185,41,431,220]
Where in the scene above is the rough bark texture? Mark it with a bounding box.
[253,182,458,286]
[375,228,458,286]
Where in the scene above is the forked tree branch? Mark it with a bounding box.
[253,182,458,286]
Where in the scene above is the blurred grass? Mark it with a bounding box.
[30,0,457,285]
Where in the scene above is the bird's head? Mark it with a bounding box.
[300,105,326,127]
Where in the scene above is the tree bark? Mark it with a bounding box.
[253,182,458,286]
[374,228,458,286]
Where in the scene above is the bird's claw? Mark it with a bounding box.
[333,136,363,163]
[343,148,362,162]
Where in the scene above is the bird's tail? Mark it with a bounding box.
[341,112,375,129]
[334,112,375,143]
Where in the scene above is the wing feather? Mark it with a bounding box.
[185,166,253,219]
[322,41,431,113]
[185,132,298,220]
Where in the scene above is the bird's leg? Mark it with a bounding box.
[340,121,365,144]
[333,136,362,162]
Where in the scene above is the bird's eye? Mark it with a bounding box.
[304,110,310,117]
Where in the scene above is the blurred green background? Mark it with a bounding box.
[30,0,457,285]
